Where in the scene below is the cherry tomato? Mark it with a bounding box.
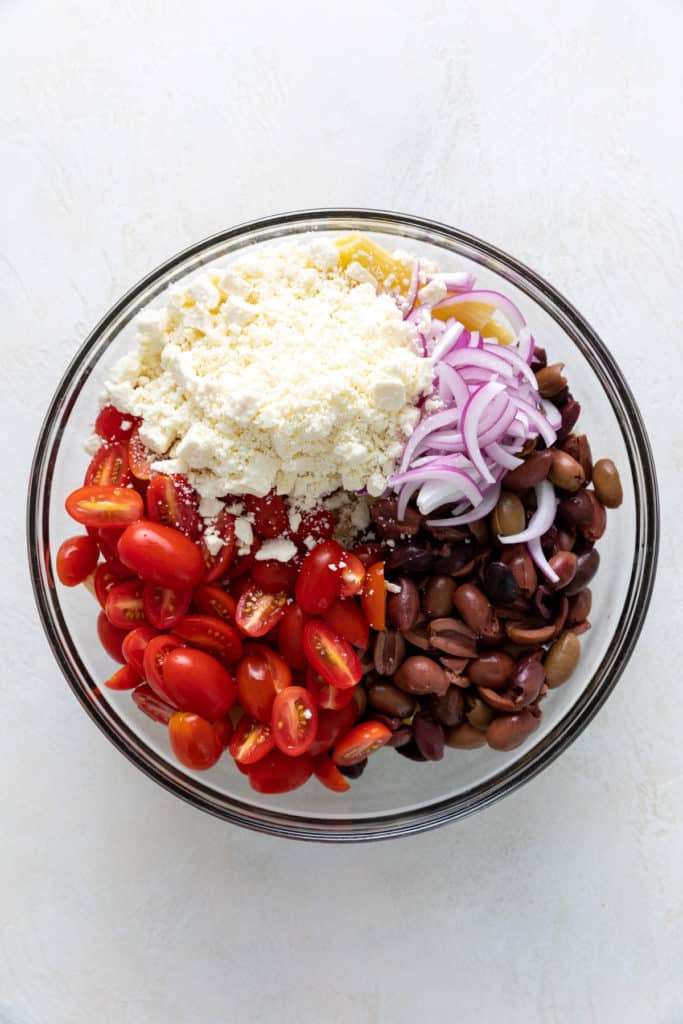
[104,663,142,690]
[293,509,335,545]
[295,539,344,615]
[224,536,261,580]
[200,509,236,582]
[351,543,384,568]
[308,703,359,757]
[251,559,297,595]
[132,682,175,724]
[128,427,156,482]
[332,721,392,766]
[121,624,158,676]
[228,715,275,765]
[271,686,317,756]
[236,643,292,722]
[360,561,386,631]
[118,520,205,589]
[161,647,236,720]
[313,755,351,792]
[95,405,138,443]
[65,485,144,528]
[143,582,193,630]
[306,667,355,710]
[56,535,99,587]
[338,551,366,597]
[169,712,223,771]
[95,526,126,561]
[213,717,234,750]
[235,585,288,637]
[105,579,147,630]
[324,598,370,649]
[142,634,183,701]
[146,474,200,539]
[193,584,237,623]
[303,619,362,690]
[174,614,243,666]
[277,604,308,670]
[84,443,130,487]
[247,749,314,794]
[96,611,127,663]
[245,493,288,539]
[94,560,134,608]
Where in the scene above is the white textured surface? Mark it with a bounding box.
[1,1,681,1021]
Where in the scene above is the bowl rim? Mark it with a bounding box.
[27,207,660,842]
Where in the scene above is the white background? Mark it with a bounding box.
[1,1,681,1021]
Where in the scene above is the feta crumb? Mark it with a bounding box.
[253,538,298,563]
[203,531,224,556]
[234,517,254,553]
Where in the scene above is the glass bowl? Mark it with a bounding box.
[27,209,659,842]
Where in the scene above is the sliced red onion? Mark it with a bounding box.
[426,483,501,527]
[511,396,557,447]
[483,341,538,389]
[436,363,469,408]
[467,331,482,349]
[498,480,557,545]
[396,479,422,520]
[432,290,525,335]
[416,473,484,514]
[402,260,420,319]
[398,407,462,473]
[540,398,561,430]
[528,534,560,584]
[425,271,475,291]
[461,381,507,485]
[517,327,534,364]
[431,321,465,363]
[446,347,516,379]
[485,442,523,470]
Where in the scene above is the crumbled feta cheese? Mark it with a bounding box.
[203,531,224,556]
[254,538,298,563]
[418,279,448,306]
[234,517,254,553]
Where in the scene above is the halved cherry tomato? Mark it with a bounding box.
[95,405,139,443]
[213,717,234,750]
[247,749,314,793]
[245,493,288,539]
[84,443,130,487]
[295,539,344,615]
[277,604,308,670]
[228,714,276,765]
[235,585,288,638]
[121,624,158,676]
[174,614,243,665]
[128,427,156,482]
[236,643,292,722]
[56,535,99,586]
[303,619,362,690]
[351,543,384,568]
[200,509,236,582]
[105,579,147,630]
[332,721,392,766]
[143,582,193,630]
[313,755,351,792]
[143,634,183,701]
[146,474,200,539]
[94,560,134,608]
[132,682,175,724]
[271,686,317,756]
[306,667,355,710]
[360,561,386,631]
[293,509,335,545]
[95,526,126,561]
[308,703,359,757]
[193,584,237,623]
[118,520,205,588]
[104,663,142,690]
[224,536,261,580]
[324,598,370,649]
[65,485,144,528]
[338,551,366,597]
[169,712,223,770]
[160,647,236,719]
[229,574,254,603]
[252,559,297,595]
[96,611,128,663]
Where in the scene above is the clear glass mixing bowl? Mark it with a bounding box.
[27,210,659,841]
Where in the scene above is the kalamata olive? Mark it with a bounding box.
[532,584,557,620]
[353,685,367,719]
[466,651,515,689]
[428,618,478,658]
[549,450,585,492]
[548,551,577,589]
[387,726,413,748]
[431,541,476,576]
[373,628,406,676]
[565,549,600,596]
[338,758,367,779]
[570,620,591,636]
[552,386,570,407]
[505,621,556,645]
[430,686,466,727]
[446,722,487,749]
[370,499,421,539]
[387,577,420,631]
[558,489,594,528]
[395,740,428,762]
[556,397,581,442]
[466,696,495,731]
[509,654,546,706]
[401,618,432,651]
[592,458,623,509]
[502,449,553,491]
[412,712,445,760]
[394,656,450,695]
[453,583,498,636]
[579,491,607,542]
[491,492,526,538]
[501,544,537,599]
[560,434,593,482]
[385,542,433,575]
[426,524,470,542]
[421,575,455,619]
[486,706,542,750]
[530,345,547,371]
[482,561,519,605]
[567,587,592,626]
[367,681,416,719]
[535,362,567,398]
[544,630,581,687]
[468,517,490,545]
[556,526,576,551]
[372,713,402,732]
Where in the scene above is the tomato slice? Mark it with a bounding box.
[332,721,392,766]
[173,614,243,666]
[228,715,276,765]
[94,560,134,608]
[104,663,142,690]
[56,535,99,587]
[146,474,200,539]
[84,443,130,487]
[169,712,223,770]
[277,603,309,670]
[306,667,355,710]
[293,509,335,545]
[65,485,144,528]
[118,520,205,589]
[244,493,288,539]
[308,703,359,757]
[142,634,184,701]
[213,716,234,750]
[247,750,314,794]
[128,427,156,482]
[251,559,297,595]
[193,584,237,623]
[105,579,147,630]
[323,598,370,649]
[271,686,318,756]
[235,585,288,638]
[360,561,386,631]
[200,509,236,582]
[96,611,128,663]
[143,582,194,630]
[313,755,351,792]
[160,647,236,719]
[95,405,139,443]
[303,619,362,690]
[132,682,175,724]
[236,643,292,722]
[338,551,366,597]
[94,526,126,561]
[295,539,344,615]
[121,624,158,676]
